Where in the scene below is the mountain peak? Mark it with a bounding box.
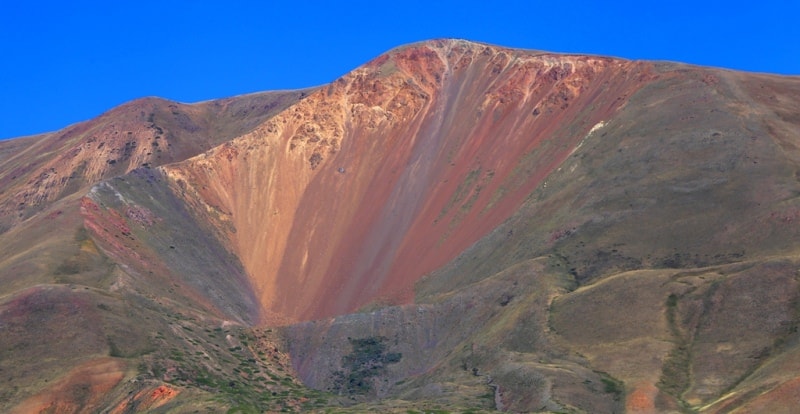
[4,40,800,413]
[162,38,656,323]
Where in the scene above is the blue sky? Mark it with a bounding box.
[1,0,798,140]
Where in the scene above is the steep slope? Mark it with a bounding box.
[284,56,800,412]
[164,39,654,323]
[3,38,800,413]
[0,89,309,297]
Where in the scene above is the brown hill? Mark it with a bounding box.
[0,90,310,231]
[0,90,312,412]
[2,39,800,413]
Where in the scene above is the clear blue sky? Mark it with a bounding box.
[1,0,798,140]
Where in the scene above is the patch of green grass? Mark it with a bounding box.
[331,336,402,395]
[601,377,623,395]
[226,405,260,414]
[658,293,692,402]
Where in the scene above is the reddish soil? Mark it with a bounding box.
[625,382,658,413]
[168,39,655,323]
[3,38,800,413]
[11,358,125,414]
[79,195,223,318]
[108,384,180,414]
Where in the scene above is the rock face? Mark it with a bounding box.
[2,39,800,413]
[165,39,654,322]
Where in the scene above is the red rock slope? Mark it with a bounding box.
[165,39,655,322]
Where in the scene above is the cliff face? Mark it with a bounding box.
[165,39,654,322]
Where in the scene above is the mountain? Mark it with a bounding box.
[1,39,799,413]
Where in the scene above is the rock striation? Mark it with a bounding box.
[165,39,654,322]
[2,39,800,413]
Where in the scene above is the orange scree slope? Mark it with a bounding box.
[165,39,654,323]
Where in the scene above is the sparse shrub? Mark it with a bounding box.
[331,336,402,395]
[309,152,323,169]
[600,376,623,397]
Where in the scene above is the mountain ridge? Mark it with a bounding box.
[160,38,656,323]
[1,39,800,412]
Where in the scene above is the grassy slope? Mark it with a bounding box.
[412,66,800,411]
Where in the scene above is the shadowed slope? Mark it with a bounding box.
[166,39,654,322]
[82,167,260,324]
[0,89,309,303]
[0,90,311,412]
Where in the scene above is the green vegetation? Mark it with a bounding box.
[658,293,691,399]
[331,336,402,395]
[601,377,623,396]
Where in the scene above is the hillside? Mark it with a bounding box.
[2,39,800,412]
